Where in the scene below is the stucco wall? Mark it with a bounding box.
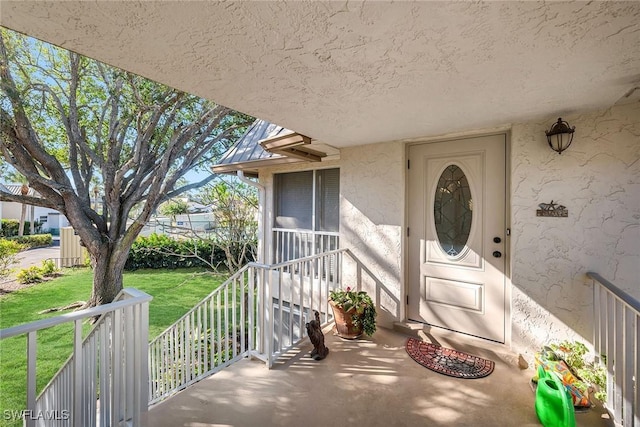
[340,142,405,328]
[510,102,640,359]
[257,102,638,357]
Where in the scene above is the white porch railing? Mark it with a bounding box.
[272,228,339,263]
[0,288,152,427]
[148,248,345,404]
[147,267,257,405]
[589,272,639,427]
[259,248,342,367]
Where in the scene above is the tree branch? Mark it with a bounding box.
[0,190,61,211]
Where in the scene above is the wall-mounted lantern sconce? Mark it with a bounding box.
[545,117,575,154]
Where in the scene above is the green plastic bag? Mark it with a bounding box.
[535,365,576,427]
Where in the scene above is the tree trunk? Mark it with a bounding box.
[18,184,29,237]
[30,205,35,234]
[86,242,130,307]
[18,203,26,236]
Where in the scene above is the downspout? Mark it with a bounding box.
[237,171,266,264]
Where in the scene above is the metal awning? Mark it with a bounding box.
[212,119,334,176]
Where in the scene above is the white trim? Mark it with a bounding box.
[400,124,513,146]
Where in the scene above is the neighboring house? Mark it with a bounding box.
[138,200,218,237]
[0,183,70,235]
[214,103,640,361]
[139,212,217,238]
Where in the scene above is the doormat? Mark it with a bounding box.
[406,338,494,379]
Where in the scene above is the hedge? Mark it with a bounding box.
[125,234,227,271]
[7,234,53,248]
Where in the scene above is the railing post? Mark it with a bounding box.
[614,299,624,421]
[606,292,615,416]
[239,274,244,355]
[337,249,342,287]
[632,313,640,427]
[112,308,123,424]
[248,267,255,355]
[223,285,230,365]
[26,331,37,427]
[298,260,305,347]
[277,266,284,353]
[100,316,111,427]
[125,304,135,422]
[591,279,602,362]
[137,300,150,424]
[232,279,237,359]
[265,267,273,368]
[73,319,83,426]
[623,307,634,426]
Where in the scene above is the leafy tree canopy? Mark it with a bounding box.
[159,199,190,218]
[0,28,254,305]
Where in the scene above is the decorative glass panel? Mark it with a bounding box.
[434,165,473,256]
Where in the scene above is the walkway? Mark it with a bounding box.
[0,246,60,295]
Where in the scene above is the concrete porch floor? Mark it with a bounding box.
[147,327,612,427]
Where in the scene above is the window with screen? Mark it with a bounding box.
[274,171,313,229]
[273,168,340,262]
[274,169,339,232]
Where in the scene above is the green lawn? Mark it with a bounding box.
[0,267,227,426]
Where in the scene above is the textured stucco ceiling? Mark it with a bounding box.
[1,1,639,147]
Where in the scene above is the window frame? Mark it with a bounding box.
[273,168,339,233]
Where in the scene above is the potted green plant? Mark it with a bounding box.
[329,287,377,339]
[548,340,607,403]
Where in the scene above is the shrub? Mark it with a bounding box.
[15,260,62,284]
[8,234,53,248]
[0,239,25,278]
[0,219,41,237]
[40,259,59,277]
[16,266,44,284]
[0,219,20,237]
[125,234,227,271]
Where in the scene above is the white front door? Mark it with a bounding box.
[407,134,507,343]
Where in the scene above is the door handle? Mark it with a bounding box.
[492,251,502,258]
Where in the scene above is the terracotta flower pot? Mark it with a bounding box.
[329,300,363,339]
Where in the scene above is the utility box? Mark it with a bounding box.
[60,227,88,267]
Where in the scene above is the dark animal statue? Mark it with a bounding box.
[306,310,329,360]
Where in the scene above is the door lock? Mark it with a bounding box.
[493,251,502,258]
[493,237,502,243]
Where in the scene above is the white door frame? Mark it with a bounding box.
[403,130,512,345]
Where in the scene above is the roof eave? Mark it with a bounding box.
[211,156,305,177]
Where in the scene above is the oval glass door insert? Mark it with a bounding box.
[434,165,473,257]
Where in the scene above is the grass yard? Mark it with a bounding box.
[0,267,227,427]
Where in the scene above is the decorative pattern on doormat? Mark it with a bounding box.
[406,338,495,379]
